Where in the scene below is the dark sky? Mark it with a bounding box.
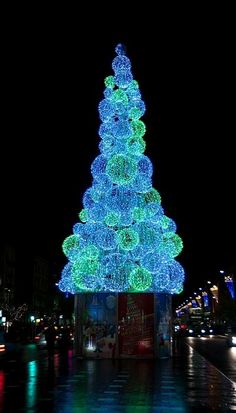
[1,11,235,304]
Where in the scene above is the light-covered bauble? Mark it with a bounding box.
[132,207,146,223]
[120,212,134,226]
[133,173,152,193]
[160,216,177,233]
[106,187,137,212]
[104,211,120,227]
[104,75,115,89]
[106,154,137,185]
[128,266,152,291]
[112,55,131,72]
[95,227,117,251]
[72,255,99,277]
[92,174,113,192]
[98,121,115,139]
[62,235,81,262]
[101,254,133,292]
[98,99,115,122]
[79,209,89,223]
[137,155,153,177]
[91,155,107,180]
[135,222,161,249]
[131,120,146,138]
[141,252,170,273]
[116,228,139,251]
[142,188,162,206]
[128,100,146,120]
[59,263,76,294]
[110,89,129,105]
[113,120,132,140]
[153,260,185,294]
[83,188,97,209]
[159,232,183,258]
[88,206,106,223]
[127,135,146,155]
[115,71,133,88]
[73,273,101,292]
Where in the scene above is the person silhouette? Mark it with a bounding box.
[45,325,56,359]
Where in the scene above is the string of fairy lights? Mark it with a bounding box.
[175,272,235,315]
[58,44,185,294]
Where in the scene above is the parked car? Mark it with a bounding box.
[34,331,48,349]
[226,326,236,347]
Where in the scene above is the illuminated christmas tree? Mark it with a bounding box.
[59,44,185,295]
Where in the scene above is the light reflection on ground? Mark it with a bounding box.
[0,343,235,412]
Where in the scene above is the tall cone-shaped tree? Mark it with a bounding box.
[59,44,185,295]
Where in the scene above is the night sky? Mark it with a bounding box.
[1,12,235,304]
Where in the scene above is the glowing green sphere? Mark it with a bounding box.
[62,235,81,261]
[79,209,89,223]
[117,228,139,251]
[128,267,152,291]
[105,212,120,227]
[104,75,115,88]
[72,255,99,277]
[144,188,161,205]
[111,89,128,105]
[127,135,146,155]
[161,233,184,257]
[131,120,146,138]
[106,154,137,185]
[132,207,146,222]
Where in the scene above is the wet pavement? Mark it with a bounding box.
[0,341,236,412]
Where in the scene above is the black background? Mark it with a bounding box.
[1,7,235,304]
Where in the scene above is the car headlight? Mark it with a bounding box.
[0,344,5,353]
[232,336,236,345]
[201,329,206,333]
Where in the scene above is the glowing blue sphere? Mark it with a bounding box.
[112,55,131,72]
[153,260,185,294]
[91,155,107,180]
[59,263,76,294]
[101,253,132,292]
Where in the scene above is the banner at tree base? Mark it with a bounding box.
[118,293,154,357]
[82,293,117,358]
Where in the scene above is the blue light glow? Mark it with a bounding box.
[59,44,185,295]
[225,276,235,299]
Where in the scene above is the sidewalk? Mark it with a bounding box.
[1,342,236,412]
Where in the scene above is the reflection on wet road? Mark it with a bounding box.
[0,343,235,412]
[186,335,236,385]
